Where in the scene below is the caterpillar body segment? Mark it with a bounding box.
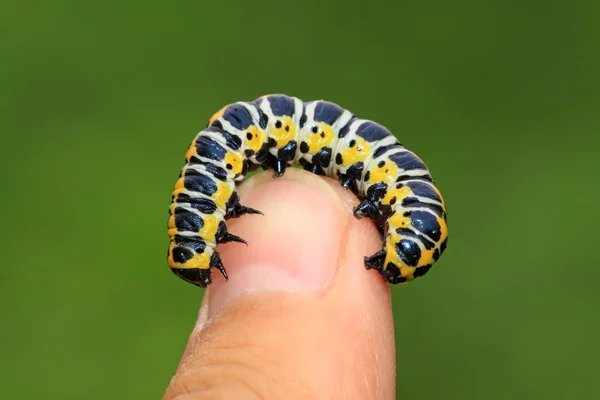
[168,94,448,287]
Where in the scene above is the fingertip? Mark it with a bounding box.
[208,169,350,316]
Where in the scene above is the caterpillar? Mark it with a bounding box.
[167,94,448,287]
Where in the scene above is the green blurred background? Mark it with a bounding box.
[1,0,598,398]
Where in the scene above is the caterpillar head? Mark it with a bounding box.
[382,212,448,284]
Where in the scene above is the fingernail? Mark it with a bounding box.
[207,170,348,317]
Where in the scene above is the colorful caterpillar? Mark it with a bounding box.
[167,95,448,287]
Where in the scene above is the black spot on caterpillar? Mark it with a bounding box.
[168,95,448,287]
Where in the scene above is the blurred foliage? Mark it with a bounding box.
[1,0,598,399]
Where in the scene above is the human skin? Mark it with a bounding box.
[163,169,396,399]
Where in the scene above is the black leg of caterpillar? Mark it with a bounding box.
[227,203,263,219]
[377,226,385,241]
[304,163,326,176]
[216,220,248,245]
[272,160,287,178]
[353,198,380,220]
[210,252,228,280]
[218,232,248,245]
[261,154,287,177]
[340,174,359,195]
[364,249,386,271]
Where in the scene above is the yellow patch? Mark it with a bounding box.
[167,242,211,269]
[172,187,186,198]
[188,252,211,269]
[167,242,176,266]
[185,139,197,162]
[209,105,228,125]
[173,177,185,190]
[400,266,416,280]
[382,185,411,205]
[270,116,296,147]
[387,211,412,229]
[383,233,417,280]
[342,138,371,166]
[199,214,218,241]
[168,212,176,230]
[213,181,233,209]
[418,248,436,267]
[384,232,402,266]
[368,160,398,183]
[244,125,266,153]
[305,123,335,153]
[437,216,448,244]
[224,152,243,175]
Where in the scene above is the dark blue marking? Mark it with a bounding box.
[174,208,203,232]
[255,107,268,129]
[206,123,225,133]
[173,237,207,253]
[195,136,227,162]
[314,101,345,125]
[396,174,433,183]
[299,113,307,128]
[183,172,218,196]
[176,194,218,214]
[394,227,435,250]
[388,150,427,172]
[222,103,254,130]
[396,239,421,267]
[267,95,296,117]
[201,162,228,181]
[186,159,228,181]
[259,111,269,129]
[401,197,444,217]
[218,129,242,151]
[355,121,391,142]
[406,181,442,203]
[204,123,241,151]
[338,117,356,138]
[410,210,442,242]
[373,143,403,158]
